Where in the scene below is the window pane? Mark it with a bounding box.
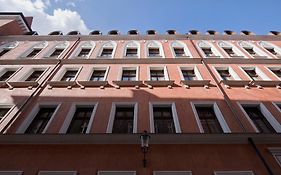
[150,70,165,81]
[112,107,134,133]
[67,107,93,134]
[26,49,42,58]
[0,70,16,81]
[149,48,160,57]
[101,48,113,57]
[25,107,56,134]
[50,49,64,57]
[0,49,11,57]
[245,48,257,56]
[244,69,261,80]
[25,70,44,81]
[174,48,185,57]
[182,70,196,80]
[202,48,214,57]
[0,108,10,121]
[126,48,138,57]
[122,70,136,81]
[271,69,281,78]
[223,48,237,57]
[61,70,78,81]
[78,48,91,57]
[90,70,106,81]
[153,106,175,133]
[217,69,233,80]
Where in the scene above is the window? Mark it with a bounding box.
[49,48,64,58]
[149,48,160,57]
[45,41,68,58]
[0,49,11,57]
[122,70,136,81]
[224,48,237,57]
[112,106,135,133]
[244,48,258,56]
[203,48,215,57]
[124,41,140,58]
[259,41,281,57]
[182,69,197,80]
[0,107,10,121]
[243,69,261,81]
[0,41,19,57]
[126,48,138,57]
[174,48,185,57]
[268,148,281,168]
[101,48,113,57]
[26,48,42,58]
[153,106,176,133]
[195,106,223,133]
[214,171,254,175]
[150,69,165,81]
[242,106,276,133]
[25,107,56,134]
[146,41,164,58]
[90,70,106,81]
[217,69,234,80]
[269,68,281,79]
[77,48,91,57]
[0,70,16,81]
[61,70,78,81]
[67,107,94,134]
[239,41,268,58]
[25,70,44,81]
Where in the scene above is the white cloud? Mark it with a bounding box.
[0,0,90,35]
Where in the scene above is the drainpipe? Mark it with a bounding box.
[189,37,246,132]
[248,137,274,175]
[1,37,81,133]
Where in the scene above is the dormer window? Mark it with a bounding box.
[241,30,254,35]
[269,31,280,35]
[167,30,176,35]
[108,30,119,35]
[89,30,102,35]
[189,30,199,35]
[67,31,80,35]
[224,30,235,35]
[48,31,63,35]
[207,30,217,35]
[147,30,156,35]
[128,30,138,35]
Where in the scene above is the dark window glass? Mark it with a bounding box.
[243,106,276,133]
[182,70,196,80]
[202,48,214,57]
[149,48,160,57]
[195,106,223,133]
[61,70,77,81]
[150,70,165,81]
[174,48,185,57]
[244,69,261,80]
[265,48,279,56]
[90,70,106,81]
[100,48,113,57]
[0,70,16,81]
[0,108,10,121]
[244,48,257,56]
[0,49,11,57]
[223,48,237,57]
[153,106,175,133]
[217,69,233,80]
[25,107,56,134]
[67,107,93,134]
[26,49,42,58]
[25,70,44,81]
[126,48,138,57]
[112,107,134,133]
[271,69,281,78]
[78,48,91,57]
[50,48,64,57]
[122,70,136,81]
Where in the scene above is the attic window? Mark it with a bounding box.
[189,30,199,35]
[48,31,63,35]
[270,31,280,35]
[224,30,235,35]
[67,31,81,35]
[25,31,38,35]
[241,30,253,35]
[90,30,102,35]
[108,30,119,35]
[147,30,156,35]
[128,30,138,35]
[167,30,176,35]
[207,30,217,35]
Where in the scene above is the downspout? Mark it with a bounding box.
[248,137,274,175]
[188,36,246,132]
[1,37,81,133]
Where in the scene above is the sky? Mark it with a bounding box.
[0,0,281,35]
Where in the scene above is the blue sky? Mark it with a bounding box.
[49,0,281,35]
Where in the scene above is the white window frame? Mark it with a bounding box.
[213,66,241,81]
[197,40,223,58]
[153,171,192,175]
[0,104,16,123]
[72,41,95,59]
[98,41,117,58]
[238,41,269,58]
[217,41,246,58]
[53,66,83,81]
[0,171,23,175]
[0,41,19,55]
[268,147,281,167]
[16,102,61,133]
[266,67,281,80]
[272,102,281,113]
[123,41,140,58]
[107,102,138,133]
[20,41,48,58]
[214,171,254,175]
[97,171,136,175]
[149,102,181,133]
[148,66,169,80]
[18,67,49,82]
[237,102,281,133]
[146,40,165,58]
[240,66,270,81]
[259,41,281,58]
[118,66,139,81]
[44,41,69,59]
[190,101,231,133]
[38,171,77,175]
[178,66,203,80]
[87,66,110,81]
[0,66,21,81]
[170,41,193,58]
[59,102,98,134]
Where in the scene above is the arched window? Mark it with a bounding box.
[259,41,281,58]
[21,41,48,58]
[45,41,69,58]
[124,41,140,58]
[0,41,19,57]
[238,41,268,58]
[146,41,164,58]
[218,41,246,58]
[98,41,117,58]
[74,41,95,58]
[197,41,222,58]
[170,41,192,58]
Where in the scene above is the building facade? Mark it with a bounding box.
[0,13,281,175]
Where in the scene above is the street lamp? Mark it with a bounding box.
[140,130,150,168]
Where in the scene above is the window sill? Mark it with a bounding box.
[221,80,251,87]
[252,80,281,87]
[144,80,174,87]
[229,56,245,58]
[0,81,8,88]
[112,80,143,87]
[124,56,139,59]
[7,81,39,88]
[175,56,190,58]
[77,80,108,87]
[206,56,220,58]
[253,56,268,59]
[180,80,211,87]
[47,81,76,88]
[148,56,164,59]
